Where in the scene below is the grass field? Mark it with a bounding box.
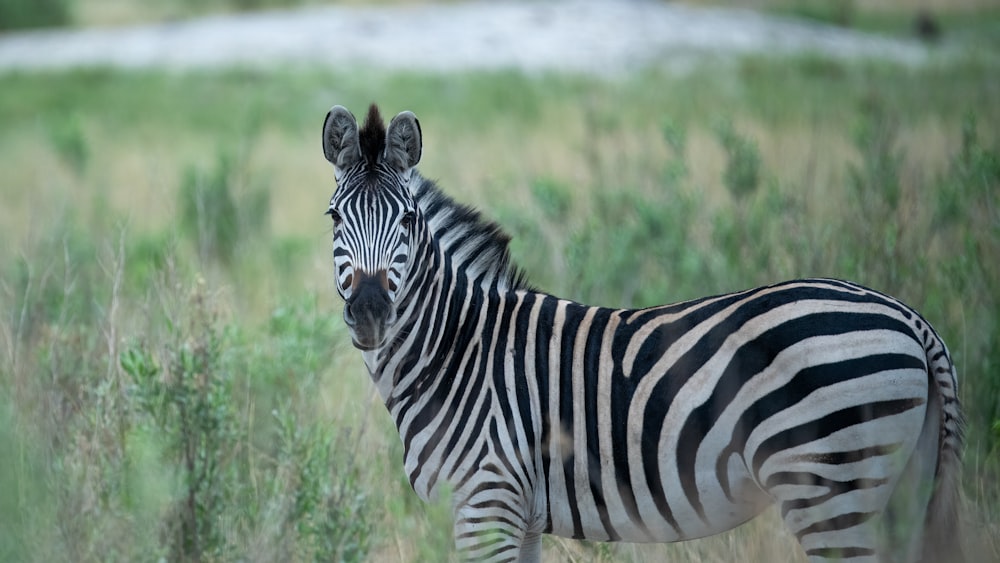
[1,13,999,562]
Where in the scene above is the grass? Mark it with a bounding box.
[0,0,468,29]
[1,48,998,561]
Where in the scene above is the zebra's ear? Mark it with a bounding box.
[323,105,362,176]
[385,111,422,175]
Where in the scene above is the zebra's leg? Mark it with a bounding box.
[788,506,883,563]
[763,414,929,561]
[517,532,542,563]
[768,444,927,563]
[453,505,531,563]
[768,434,927,561]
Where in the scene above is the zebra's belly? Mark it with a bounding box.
[545,456,771,543]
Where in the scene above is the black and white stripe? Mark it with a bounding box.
[321,105,964,563]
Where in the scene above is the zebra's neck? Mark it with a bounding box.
[363,176,537,499]
[369,174,529,399]
[370,225,494,410]
[362,226,444,399]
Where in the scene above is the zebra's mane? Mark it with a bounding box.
[359,104,386,168]
[412,176,531,292]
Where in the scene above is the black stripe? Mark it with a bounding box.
[437,291,503,489]
[582,308,618,540]
[559,303,587,539]
[751,397,925,477]
[492,290,521,479]
[476,543,518,562]
[388,255,457,411]
[768,472,889,518]
[625,284,762,327]
[468,476,521,498]
[513,293,537,465]
[607,319,652,538]
[405,285,484,476]
[796,511,875,539]
[459,514,522,531]
[805,547,876,558]
[787,443,902,466]
[534,296,556,534]
[392,251,443,378]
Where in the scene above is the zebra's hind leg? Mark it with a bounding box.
[769,447,925,563]
[787,505,883,562]
[766,432,928,561]
[883,375,943,563]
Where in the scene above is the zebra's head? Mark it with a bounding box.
[322,104,422,351]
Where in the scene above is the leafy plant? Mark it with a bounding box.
[178,150,270,267]
[47,114,89,175]
[121,288,376,562]
[715,120,762,201]
[122,290,235,560]
[0,0,70,30]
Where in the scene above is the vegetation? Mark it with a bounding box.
[1,20,998,562]
[0,0,447,29]
[0,0,71,30]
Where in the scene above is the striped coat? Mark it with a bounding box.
[322,104,964,562]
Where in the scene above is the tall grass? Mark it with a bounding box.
[0,53,998,560]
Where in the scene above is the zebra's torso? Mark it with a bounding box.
[371,278,931,544]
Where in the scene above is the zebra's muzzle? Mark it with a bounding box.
[343,272,395,350]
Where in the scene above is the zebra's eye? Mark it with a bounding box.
[326,208,342,224]
[400,211,414,229]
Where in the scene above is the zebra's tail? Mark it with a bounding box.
[918,333,965,563]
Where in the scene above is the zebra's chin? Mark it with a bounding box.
[350,336,381,351]
[344,310,391,351]
[347,327,384,351]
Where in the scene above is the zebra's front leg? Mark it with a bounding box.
[517,531,542,563]
[454,504,538,563]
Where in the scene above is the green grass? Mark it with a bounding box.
[0,0,410,30]
[1,51,998,561]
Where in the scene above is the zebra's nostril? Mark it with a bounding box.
[343,302,357,327]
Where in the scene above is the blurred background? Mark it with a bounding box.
[0,0,997,561]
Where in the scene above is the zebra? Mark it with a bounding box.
[321,104,964,562]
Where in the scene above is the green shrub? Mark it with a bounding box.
[715,120,762,201]
[932,115,1000,465]
[47,113,89,175]
[0,0,70,30]
[121,289,375,561]
[122,294,235,560]
[5,217,103,346]
[178,150,270,268]
[271,407,374,562]
[1,229,377,562]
